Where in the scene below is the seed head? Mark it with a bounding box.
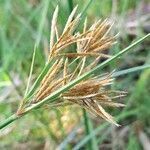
[30,6,125,126]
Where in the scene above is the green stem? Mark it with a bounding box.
[0,114,19,130]
[83,109,98,150]
[112,64,150,77]
[83,109,92,150]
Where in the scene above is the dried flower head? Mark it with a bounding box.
[29,6,126,126]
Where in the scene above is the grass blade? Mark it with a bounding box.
[112,64,150,77]
[36,0,50,47]
[0,114,19,130]
[83,109,98,150]
[80,0,94,19]
[10,4,42,56]
[75,0,94,31]
[67,0,74,14]
[24,44,37,97]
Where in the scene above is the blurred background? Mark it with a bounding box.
[0,0,150,149]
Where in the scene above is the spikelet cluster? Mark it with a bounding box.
[32,6,125,126]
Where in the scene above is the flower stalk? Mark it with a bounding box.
[0,5,149,130]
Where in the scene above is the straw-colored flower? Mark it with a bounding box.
[30,6,125,126]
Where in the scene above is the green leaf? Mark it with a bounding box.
[24,44,37,97]
[113,64,150,77]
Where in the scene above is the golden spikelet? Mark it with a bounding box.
[62,76,126,126]
[31,6,126,126]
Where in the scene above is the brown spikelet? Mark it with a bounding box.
[63,5,78,33]
[62,76,125,126]
[63,58,68,85]
[33,58,63,102]
[50,5,59,50]
[76,19,115,55]
[55,52,111,58]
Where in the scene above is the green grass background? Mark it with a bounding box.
[0,0,149,149]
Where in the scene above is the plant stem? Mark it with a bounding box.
[83,109,92,150]
[0,114,19,130]
[83,109,98,150]
[112,64,150,77]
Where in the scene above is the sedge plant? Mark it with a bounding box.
[0,6,149,130]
